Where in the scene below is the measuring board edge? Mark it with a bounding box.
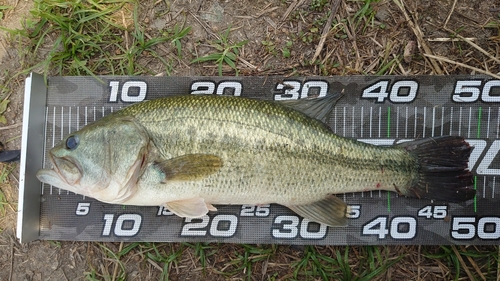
[17,73,46,243]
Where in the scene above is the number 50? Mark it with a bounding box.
[452,80,500,103]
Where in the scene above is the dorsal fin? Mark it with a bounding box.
[276,93,342,123]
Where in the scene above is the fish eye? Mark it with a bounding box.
[65,135,79,150]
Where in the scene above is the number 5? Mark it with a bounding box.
[75,202,90,216]
[346,205,360,219]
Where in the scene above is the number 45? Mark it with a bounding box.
[417,205,447,219]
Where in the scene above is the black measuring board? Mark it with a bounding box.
[17,73,500,244]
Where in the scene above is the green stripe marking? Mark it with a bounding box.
[387,192,391,212]
[387,107,391,212]
[477,107,482,138]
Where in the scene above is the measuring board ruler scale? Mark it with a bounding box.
[17,73,500,244]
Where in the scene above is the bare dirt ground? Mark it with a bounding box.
[0,0,499,280]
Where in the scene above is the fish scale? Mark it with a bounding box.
[123,96,416,196]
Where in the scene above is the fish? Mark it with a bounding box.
[36,94,475,227]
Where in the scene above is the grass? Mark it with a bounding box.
[165,24,192,59]
[262,39,294,59]
[18,0,127,77]
[183,242,217,269]
[0,185,7,217]
[0,71,12,125]
[191,27,248,76]
[98,243,127,281]
[126,5,177,75]
[219,244,276,279]
[0,98,9,124]
[310,0,330,11]
[352,0,380,31]
[0,163,15,218]
[145,243,184,281]
[10,0,190,78]
[423,246,499,280]
[0,5,11,20]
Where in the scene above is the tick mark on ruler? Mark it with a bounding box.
[387,107,391,138]
[477,107,482,138]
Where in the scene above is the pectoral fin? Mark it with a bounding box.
[287,195,349,227]
[156,154,222,182]
[165,197,217,218]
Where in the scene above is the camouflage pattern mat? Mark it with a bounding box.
[17,73,500,244]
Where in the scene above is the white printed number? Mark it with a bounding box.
[109,81,147,102]
[190,81,242,96]
[358,138,497,175]
[271,216,327,239]
[451,217,500,240]
[180,215,238,237]
[156,206,174,216]
[240,205,270,217]
[417,205,447,219]
[452,80,500,102]
[102,214,142,237]
[346,205,361,219]
[274,80,328,100]
[75,202,91,216]
[362,216,416,239]
[361,80,418,103]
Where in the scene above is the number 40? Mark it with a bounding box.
[361,80,419,103]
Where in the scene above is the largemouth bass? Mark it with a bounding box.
[36,95,474,226]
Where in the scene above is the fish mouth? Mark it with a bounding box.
[44,152,83,186]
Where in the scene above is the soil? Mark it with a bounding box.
[0,0,499,280]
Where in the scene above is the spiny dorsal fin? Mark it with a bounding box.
[155,154,222,182]
[277,93,342,123]
[287,195,349,227]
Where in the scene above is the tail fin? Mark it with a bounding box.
[398,136,475,202]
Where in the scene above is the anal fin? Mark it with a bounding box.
[287,195,348,227]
